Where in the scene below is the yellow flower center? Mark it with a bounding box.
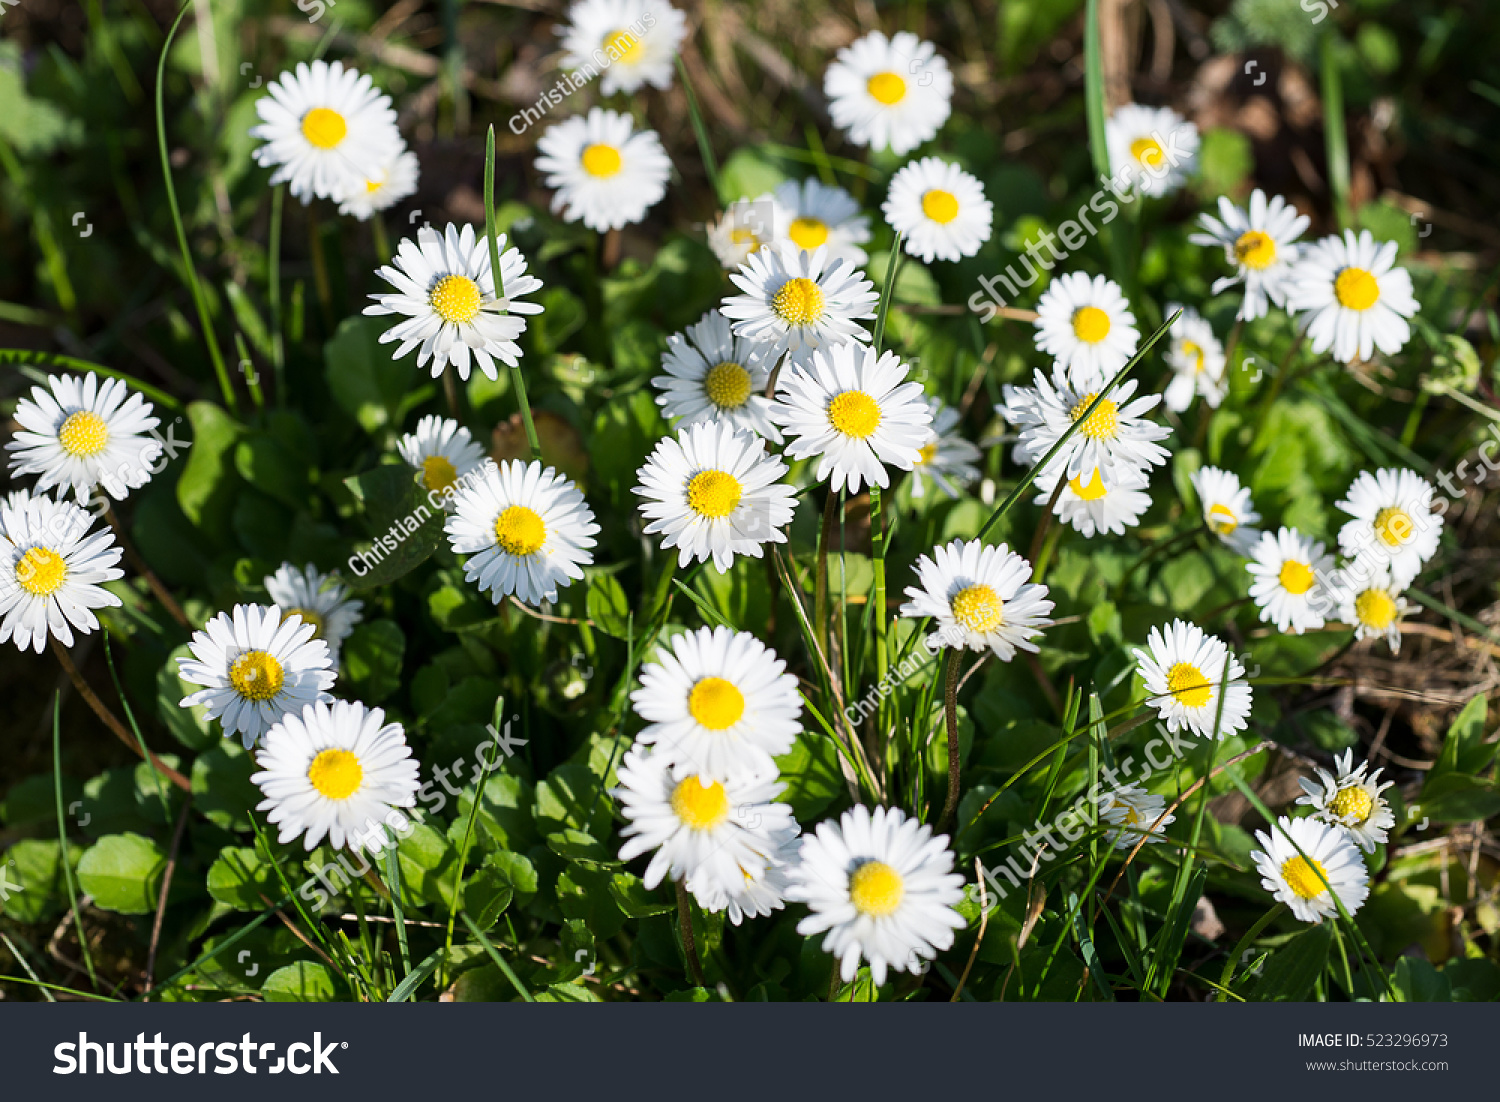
[1355,588,1397,631]
[580,143,623,178]
[16,546,67,596]
[300,107,347,150]
[494,505,546,556]
[1234,230,1277,270]
[787,217,830,250]
[703,361,753,409]
[866,71,906,105]
[602,28,643,63]
[1373,506,1413,547]
[951,583,1004,633]
[307,748,364,801]
[1120,804,1142,826]
[1207,503,1238,534]
[686,469,743,519]
[1071,306,1111,344]
[848,860,905,917]
[57,410,110,457]
[280,607,326,637]
[729,227,759,246]
[429,275,483,325]
[670,776,730,830]
[1278,560,1315,595]
[1130,135,1164,167]
[229,650,285,702]
[1334,267,1380,311]
[916,441,939,466]
[1069,393,1119,440]
[1069,470,1108,501]
[1329,786,1374,824]
[1166,662,1212,709]
[1280,854,1330,901]
[1181,340,1206,373]
[921,189,960,224]
[687,676,745,730]
[422,454,459,493]
[365,178,383,194]
[770,277,825,326]
[827,390,881,439]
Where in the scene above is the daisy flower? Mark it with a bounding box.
[882,157,992,263]
[558,0,686,96]
[1105,103,1199,198]
[263,563,364,666]
[252,700,421,854]
[336,148,420,221]
[1189,189,1310,321]
[534,107,671,232]
[365,223,544,382]
[1285,229,1418,364]
[1190,466,1261,555]
[823,31,953,156]
[1098,784,1175,851]
[633,421,797,572]
[250,60,403,203]
[899,538,1054,659]
[770,341,932,493]
[1296,749,1396,854]
[908,397,981,500]
[1033,461,1151,538]
[629,625,802,782]
[444,459,598,607]
[1133,620,1253,739]
[771,178,871,268]
[178,603,336,749]
[1010,366,1171,487]
[1326,562,1407,654]
[706,196,777,271]
[0,493,123,653]
[721,241,878,368]
[652,309,781,442]
[1247,528,1336,634]
[6,373,162,503]
[397,414,488,500]
[786,804,966,986]
[1252,815,1370,923]
[614,747,798,892]
[1161,303,1227,412]
[687,826,801,926]
[1033,273,1140,387]
[1334,468,1441,589]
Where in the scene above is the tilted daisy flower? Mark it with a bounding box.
[1296,749,1396,854]
[1328,563,1408,654]
[770,341,931,494]
[614,746,798,891]
[823,31,953,156]
[263,563,364,666]
[1098,784,1175,851]
[1133,619,1252,739]
[1190,466,1261,555]
[1012,366,1170,487]
[786,804,966,986]
[633,421,797,572]
[336,147,420,221]
[1252,815,1370,923]
[1105,103,1199,198]
[252,700,421,854]
[1033,460,1151,538]
[1161,303,1227,412]
[908,397,981,500]
[178,603,336,749]
[706,196,777,271]
[1335,468,1441,589]
[1247,527,1336,634]
[445,460,598,607]
[687,826,800,926]
[1285,229,1418,364]
[397,414,488,501]
[721,241,878,368]
[899,538,1054,659]
[365,223,544,381]
[1189,189,1310,321]
[882,157,992,263]
[629,625,802,783]
[6,373,162,503]
[0,493,123,653]
[558,0,685,96]
[1033,273,1140,387]
[652,309,781,442]
[771,178,871,268]
[534,107,671,232]
[250,60,403,203]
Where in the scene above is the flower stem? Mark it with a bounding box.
[869,482,889,692]
[675,880,707,988]
[509,364,542,461]
[268,184,286,407]
[938,648,962,833]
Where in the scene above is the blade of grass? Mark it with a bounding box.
[142,894,292,1000]
[382,827,412,980]
[1320,33,1351,229]
[5,352,184,411]
[675,55,722,202]
[386,952,441,1002]
[52,693,99,990]
[461,912,534,1001]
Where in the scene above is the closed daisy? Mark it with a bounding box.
[0,493,123,654]
[1285,229,1418,364]
[558,0,685,95]
[630,625,802,782]
[1034,461,1151,538]
[1133,620,1252,739]
[1099,784,1175,851]
[1011,366,1170,487]
[1190,466,1261,555]
[1162,303,1227,412]
[652,309,781,442]
[908,397,981,500]
[721,241,878,369]
[6,372,162,503]
[535,108,671,232]
[772,178,871,268]
[397,414,488,500]
[823,31,953,156]
[1033,273,1140,386]
[1247,528,1336,634]
[177,603,336,748]
[444,459,599,607]
[706,196,777,271]
[899,538,1054,659]
[883,157,992,263]
[336,148,420,221]
[1252,815,1370,923]
[687,826,800,926]
[365,223,544,381]
[1189,189,1310,321]
[786,804,966,986]
[1296,749,1396,854]
[263,563,364,666]
[1335,468,1441,588]
[1105,103,1199,198]
[1328,564,1408,654]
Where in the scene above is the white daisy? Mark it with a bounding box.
[1033,461,1151,538]
[687,826,800,926]
[770,341,932,494]
[1133,619,1253,739]
[1032,272,1140,387]
[882,157,992,263]
[721,241,878,369]
[558,0,686,96]
[177,603,336,749]
[1334,468,1441,589]
[0,493,123,653]
[1328,563,1408,654]
[629,625,802,783]
[633,421,796,572]
[652,309,782,442]
[908,397,981,500]
[786,804,966,986]
[263,563,364,666]
[1252,815,1370,923]
[336,147,420,221]
[1009,366,1171,487]
[823,31,953,156]
[1161,303,1227,412]
[1285,229,1419,364]
[6,372,163,503]
[1189,189,1310,321]
[1247,528,1336,635]
[365,223,545,381]
[250,60,403,204]
[444,459,599,607]
[771,178,871,268]
[899,538,1054,659]
[1190,466,1261,555]
[534,107,671,232]
[397,414,488,500]
[1296,749,1396,854]
[706,196,777,272]
[1105,103,1199,199]
[1098,784,1175,851]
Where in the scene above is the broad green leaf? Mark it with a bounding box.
[341,619,405,702]
[261,961,339,1002]
[77,832,167,915]
[1249,924,1332,1001]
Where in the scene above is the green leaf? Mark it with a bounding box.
[261,961,340,1002]
[774,730,846,822]
[206,846,277,911]
[1249,924,1333,1001]
[607,871,674,918]
[585,573,631,639]
[1196,127,1253,196]
[396,823,459,908]
[176,401,245,539]
[341,619,405,702]
[325,316,415,434]
[463,867,514,931]
[1431,694,1494,780]
[0,839,79,924]
[77,833,167,915]
[234,431,315,510]
[1392,957,1452,1003]
[535,764,612,838]
[191,742,261,833]
[1415,775,1500,823]
[343,465,447,589]
[0,43,83,156]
